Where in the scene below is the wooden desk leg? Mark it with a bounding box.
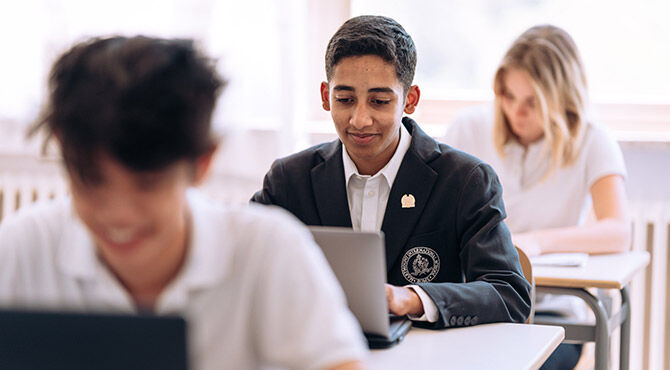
[620,286,631,370]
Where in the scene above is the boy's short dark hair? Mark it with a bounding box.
[325,15,417,91]
[32,36,225,183]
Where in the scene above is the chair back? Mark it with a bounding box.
[515,246,535,324]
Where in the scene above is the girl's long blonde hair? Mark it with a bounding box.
[493,25,589,178]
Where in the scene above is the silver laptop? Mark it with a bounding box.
[309,226,411,348]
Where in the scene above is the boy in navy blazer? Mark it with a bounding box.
[252,15,531,329]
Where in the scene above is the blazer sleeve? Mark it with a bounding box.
[250,159,285,206]
[416,163,532,329]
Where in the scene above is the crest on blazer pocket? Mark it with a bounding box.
[401,246,440,283]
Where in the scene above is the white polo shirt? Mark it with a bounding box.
[0,191,367,370]
[445,105,626,233]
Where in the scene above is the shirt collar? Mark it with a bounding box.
[505,134,546,155]
[57,202,98,280]
[342,122,412,188]
[504,135,550,166]
[58,189,232,291]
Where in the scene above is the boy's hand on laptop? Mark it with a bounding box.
[385,284,424,316]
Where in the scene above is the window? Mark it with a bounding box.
[350,1,670,139]
[0,0,295,148]
[351,0,670,101]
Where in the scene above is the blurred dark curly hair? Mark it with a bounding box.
[32,35,225,183]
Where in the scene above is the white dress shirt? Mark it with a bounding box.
[342,123,439,322]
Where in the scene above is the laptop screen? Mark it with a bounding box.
[0,309,188,370]
[308,226,390,336]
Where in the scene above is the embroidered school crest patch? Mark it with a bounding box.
[401,246,440,283]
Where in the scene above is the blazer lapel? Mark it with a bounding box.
[311,141,352,227]
[381,118,440,271]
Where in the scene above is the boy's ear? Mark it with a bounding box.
[320,82,330,111]
[193,145,218,186]
[403,85,421,115]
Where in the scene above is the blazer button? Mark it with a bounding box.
[450,316,457,326]
[464,316,471,326]
[457,316,464,326]
[471,316,479,325]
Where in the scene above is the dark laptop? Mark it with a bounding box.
[309,226,412,349]
[0,309,188,370]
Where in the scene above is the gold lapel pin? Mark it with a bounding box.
[401,194,416,209]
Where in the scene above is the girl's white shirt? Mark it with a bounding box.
[445,105,626,234]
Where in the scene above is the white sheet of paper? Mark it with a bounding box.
[530,253,589,267]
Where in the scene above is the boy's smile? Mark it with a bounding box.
[68,154,197,298]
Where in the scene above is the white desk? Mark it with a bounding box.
[368,323,564,370]
[533,251,650,370]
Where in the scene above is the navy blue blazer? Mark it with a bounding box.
[252,117,531,329]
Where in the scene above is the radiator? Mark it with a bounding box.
[629,201,670,370]
[0,172,67,223]
[0,170,257,223]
